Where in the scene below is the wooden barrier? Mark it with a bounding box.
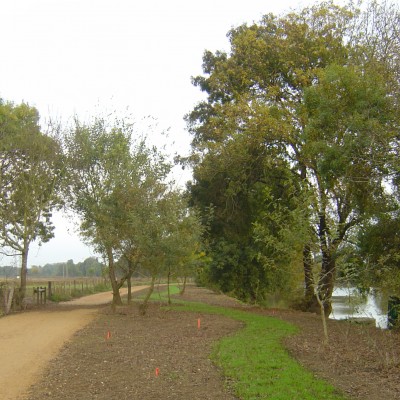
[44,278,109,299]
[33,287,46,305]
[0,284,15,315]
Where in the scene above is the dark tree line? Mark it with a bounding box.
[184,0,400,315]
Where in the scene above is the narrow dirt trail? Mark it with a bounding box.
[0,286,147,400]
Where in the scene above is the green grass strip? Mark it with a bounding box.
[150,284,181,300]
[169,299,347,400]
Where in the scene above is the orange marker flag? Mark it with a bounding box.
[155,367,160,377]
[197,318,201,329]
[106,331,111,340]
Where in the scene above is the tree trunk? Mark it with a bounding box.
[180,275,187,296]
[315,210,336,316]
[127,270,133,304]
[303,244,314,299]
[139,275,156,316]
[318,248,336,316]
[315,288,329,345]
[299,165,319,312]
[302,210,337,316]
[301,244,321,313]
[19,244,29,302]
[167,268,171,305]
[107,248,123,306]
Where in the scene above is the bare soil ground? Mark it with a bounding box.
[3,286,399,400]
[281,310,400,400]
[0,287,141,400]
[0,308,97,400]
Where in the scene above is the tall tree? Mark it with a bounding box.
[185,1,399,313]
[129,189,189,314]
[65,115,170,306]
[300,64,396,312]
[0,99,64,299]
[112,163,172,306]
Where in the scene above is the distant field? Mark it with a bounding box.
[0,277,112,309]
[1,277,185,312]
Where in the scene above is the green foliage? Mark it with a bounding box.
[357,215,400,293]
[0,119,63,247]
[65,116,170,289]
[0,98,65,297]
[65,116,142,253]
[49,293,72,302]
[65,115,205,306]
[185,1,400,309]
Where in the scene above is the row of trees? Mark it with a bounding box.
[3,0,400,318]
[65,116,204,310]
[0,103,204,309]
[0,257,104,278]
[30,257,105,277]
[184,0,400,315]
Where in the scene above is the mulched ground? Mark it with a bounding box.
[24,286,399,400]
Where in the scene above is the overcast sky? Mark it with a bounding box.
[0,0,339,267]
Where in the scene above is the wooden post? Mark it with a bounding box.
[48,281,52,298]
[4,285,14,315]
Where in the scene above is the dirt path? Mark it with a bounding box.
[0,286,147,400]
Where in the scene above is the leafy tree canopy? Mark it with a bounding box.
[185,0,400,309]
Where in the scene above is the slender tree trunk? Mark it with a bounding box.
[315,287,329,345]
[127,270,133,304]
[126,258,137,304]
[107,247,123,306]
[302,243,321,313]
[299,165,319,312]
[139,275,156,315]
[302,208,337,315]
[180,275,187,296]
[318,248,336,316]
[303,244,314,300]
[167,268,171,305]
[19,242,29,302]
[127,274,132,304]
[314,210,335,316]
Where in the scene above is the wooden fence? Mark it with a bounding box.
[0,278,110,314]
[47,278,109,298]
[0,283,14,315]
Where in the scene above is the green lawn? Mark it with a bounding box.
[162,288,347,400]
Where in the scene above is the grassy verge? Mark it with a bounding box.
[49,281,113,302]
[160,287,347,400]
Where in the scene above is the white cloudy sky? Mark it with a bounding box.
[0,0,334,266]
